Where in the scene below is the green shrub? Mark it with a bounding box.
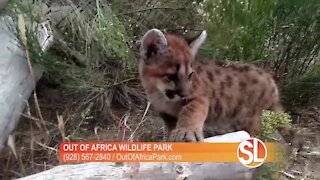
[260,110,292,139]
[202,0,320,80]
[109,0,204,38]
[6,0,139,106]
[271,0,320,80]
[5,0,320,109]
[254,163,283,180]
[281,66,320,108]
[256,111,292,180]
[203,0,276,62]
[202,0,320,107]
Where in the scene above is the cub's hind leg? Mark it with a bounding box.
[268,98,304,149]
[268,98,284,113]
[243,113,262,137]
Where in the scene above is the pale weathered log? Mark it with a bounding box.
[0,1,104,153]
[0,0,55,152]
[19,131,255,180]
[0,16,44,151]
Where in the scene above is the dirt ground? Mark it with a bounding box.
[0,85,319,179]
[280,107,320,180]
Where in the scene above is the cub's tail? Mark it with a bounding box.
[268,86,303,150]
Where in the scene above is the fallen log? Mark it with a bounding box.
[0,14,53,152]
[0,1,94,152]
[0,16,43,151]
[18,131,255,180]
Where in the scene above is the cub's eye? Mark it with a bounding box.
[188,72,194,81]
[166,73,178,82]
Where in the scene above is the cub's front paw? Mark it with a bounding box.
[168,127,204,142]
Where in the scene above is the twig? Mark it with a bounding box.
[69,102,95,138]
[55,0,92,28]
[34,140,58,152]
[21,113,42,122]
[281,171,296,179]
[291,170,302,175]
[8,170,24,178]
[24,100,42,130]
[57,113,66,142]
[7,134,17,159]
[112,78,137,86]
[21,113,56,127]
[51,27,87,66]
[128,102,151,141]
[17,15,49,136]
[141,102,151,121]
[18,147,27,176]
[118,112,131,142]
[30,137,35,170]
[119,7,187,15]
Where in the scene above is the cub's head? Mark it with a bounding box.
[137,29,207,101]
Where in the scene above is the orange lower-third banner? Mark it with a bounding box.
[59,138,284,168]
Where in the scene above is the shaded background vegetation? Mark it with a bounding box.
[1,0,320,179]
[5,0,319,109]
[3,0,319,110]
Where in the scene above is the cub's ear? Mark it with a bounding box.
[186,31,207,57]
[140,29,168,61]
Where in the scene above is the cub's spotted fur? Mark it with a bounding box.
[137,29,284,142]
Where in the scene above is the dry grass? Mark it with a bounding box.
[0,1,173,178]
[0,85,165,179]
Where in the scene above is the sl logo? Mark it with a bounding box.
[237,138,267,168]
